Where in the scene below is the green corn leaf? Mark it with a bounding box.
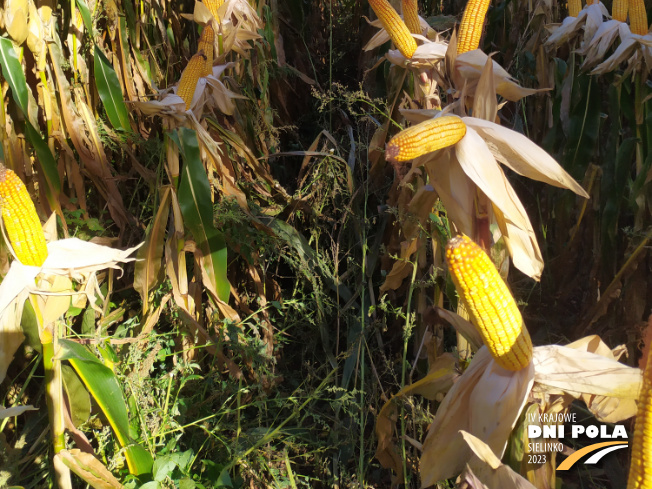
[75,0,93,38]
[59,339,153,476]
[0,37,61,198]
[94,46,132,133]
[177,128,230,302]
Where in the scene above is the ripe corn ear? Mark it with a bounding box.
[568,0,581,17]
[198,25,214,76]
[402,0,421,34]
[446,235,533,371]
[203,0,223,20]
[629,0,648,35]
[369,0,417,59]
[0,165,47,267]
[385,116,466,162]
[612,0,628,21]
[627,342,652,489]
[177,53,206,110]
[456,0,491,54]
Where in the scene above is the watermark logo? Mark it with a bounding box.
[525,411,628,469]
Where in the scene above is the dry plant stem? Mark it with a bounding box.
[634,72,645,229]
[582,235,650,334]
[568,165,599,245]
[401,249,420,486]
[43,319,71,487]
[39,71,53,136]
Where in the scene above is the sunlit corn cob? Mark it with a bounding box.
[446,235,533,371]
[204,0,223,20]
[456,0,491,54]
[198,26,214,76]
[626,344,652,489]
[629,0,648,35]
[0,165,47,267]
[402,0,422,34]
[369,0,417,59]
[612,0,628,22]
[385,116,466,162]
[177,53,207,110]
[568,0,581,17]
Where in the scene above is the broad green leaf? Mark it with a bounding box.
[177,128,230,301]
[0,38,61,198]
[62,364,91,428]
[75,0,93,38]
[24,122,62,195]
[0,38,28,113]
[59,339,153,476]
[94,46,131,133]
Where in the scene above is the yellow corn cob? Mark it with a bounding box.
[385,116,466,162]
[177,53,207,110]
[0,165,47,267]
[198,25,214,76]
[627,344,652,489]
[203,0,223,20]
[446,235,533,371]
[568,0,581,16]
[612,0,628,21]
[629,0,648,35]
[456,0,491,54]
[369,0,417,59]
[402,0,421,34]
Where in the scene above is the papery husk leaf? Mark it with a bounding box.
[459,465,491,489]
[35,275,73,326]
[5,0,29,45]
[420,348,534,485]
[578,19,623,69]
[492,207,544,281]
[546,4,606,46]
[532,343,641,422]
[454,50,541,102]
[461,431,538,489]
[221,0,262,29]
[463,117,589,198]
[42,239,141,276]
[472,55,497,122]
[454,128,532,232]
[0,404,37,418]
[192,0,213,23]
[536,336,639,422]
[385,40,448,67]
[591,31,651,75]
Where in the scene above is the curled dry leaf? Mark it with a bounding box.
[419,335,641,484]
[461,431,538,489]
[454,50,544,102]
[421,348,535,485]
[4,0,28,45]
